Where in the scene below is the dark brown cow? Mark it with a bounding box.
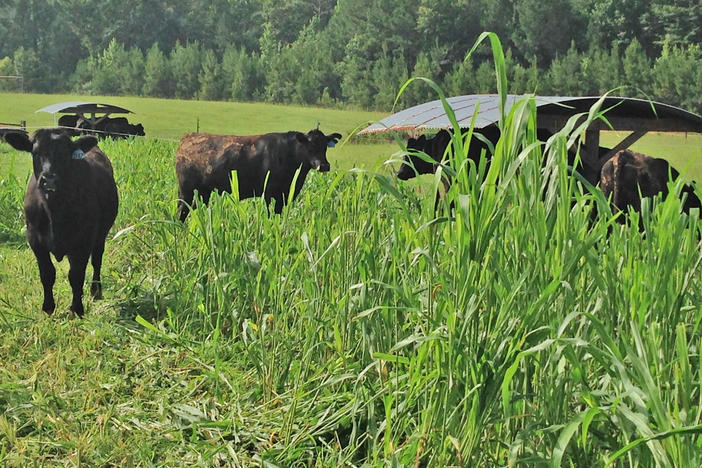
[4,129,119,317]
[175,129,341,220]
[600,149,701,218]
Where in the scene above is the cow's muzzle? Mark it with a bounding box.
[314,161,331,172]
[38,173,58,193]
[396,166,413,180]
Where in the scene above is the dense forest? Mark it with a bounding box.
[1,0,702,112]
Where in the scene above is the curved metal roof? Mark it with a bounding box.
[36,101,133,115]
[358,95,702,134]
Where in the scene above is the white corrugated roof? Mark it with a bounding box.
[358,94,702,134]
[36,101,133,114]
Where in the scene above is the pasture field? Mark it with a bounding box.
[2,87,702,465]
[3,92,702,180]
[0,92,392,175]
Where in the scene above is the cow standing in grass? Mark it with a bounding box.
[395,126,502,208]
[104,117,145,139]
[600,149,701,217]
[4,129,119,317]
[175,129,341,220]
[396,126,604,192]
[396,127,505,182]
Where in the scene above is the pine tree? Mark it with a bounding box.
[143,44,172,97]
[623,39,653,97]
[171,42,202,99]
[199,49,224,101]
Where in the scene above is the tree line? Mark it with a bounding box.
[1,0,702,112]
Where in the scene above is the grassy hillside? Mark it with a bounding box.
[0,92,387,139]
[0,92,395,177]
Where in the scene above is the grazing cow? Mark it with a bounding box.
[599,149,700,218]
[395,126,502,209]
[175,129,342,220]
[104,117,145,138]
[75,116,145,139]
[396,127,501,182]
[397,126,604,190]
[57,114,80,136]
[4,129,119,317]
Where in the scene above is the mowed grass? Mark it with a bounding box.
[0,92,388,140]
[2,78,702,466]
[0,92,394,176]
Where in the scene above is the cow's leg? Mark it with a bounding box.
[33,248,56,314]
[89,239,106,300]
[67,251,90,317]
[177,186,194,222]
[434,177,454,212]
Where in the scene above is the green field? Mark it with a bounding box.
[2,90,702,466]
[3,92,702,181]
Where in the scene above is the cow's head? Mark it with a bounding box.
[292,130,342,172]
[4,129,98,199]
[397,135,435,180]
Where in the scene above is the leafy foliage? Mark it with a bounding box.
[2,0,702,111]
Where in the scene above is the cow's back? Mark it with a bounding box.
[178,133,263,181]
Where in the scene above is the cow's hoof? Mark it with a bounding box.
[70,305,85,318]
[90,283,103,300]
[42,301,56,315]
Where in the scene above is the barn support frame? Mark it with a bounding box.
[538,111,702,172]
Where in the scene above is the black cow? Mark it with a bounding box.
[396,126,501,182]
[4,129,119,317]
[395,126,501,209]
[175,129,342,220]
[397,126,604,193]
[57,114,81,136]
[75,116,145,139]
[599,149,701,218]
[104,117,145,138]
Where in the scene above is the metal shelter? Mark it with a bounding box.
[36,101,133,126]
[359,95,702,172]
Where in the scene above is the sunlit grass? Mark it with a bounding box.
[1,34,702,466]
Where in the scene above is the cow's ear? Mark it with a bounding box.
[649,158,672,179]
[4,132,32,152]
[295,132,309,144]
[74,135,98,153]
[327,132,341,147]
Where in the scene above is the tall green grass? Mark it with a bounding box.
[1,33,702,466]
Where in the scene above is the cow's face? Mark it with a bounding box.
[397,135,434,180]
[4,130,97,198]
[294,130,342,172]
